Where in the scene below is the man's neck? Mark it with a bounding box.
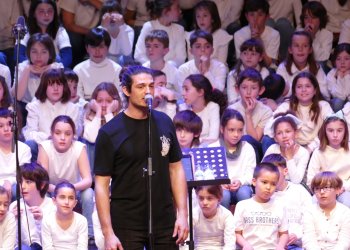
[124,106,149,119]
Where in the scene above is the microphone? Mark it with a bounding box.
[12,16,27,39]
[145,93,153,110]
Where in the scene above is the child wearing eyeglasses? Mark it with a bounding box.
[302,171,350,250]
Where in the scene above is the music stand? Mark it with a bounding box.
[181,147,230,250]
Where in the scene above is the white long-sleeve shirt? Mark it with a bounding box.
[0,212,16,250]
[74,58,122,101]
[42,211,88,250]
[339,19,350,44]
[195,101,220,144]
[327,68,350,101]
[303,202,350,250]
[83,113,114,143]
[22,99,79,143]
[307,145,350,190]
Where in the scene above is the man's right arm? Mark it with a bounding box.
[95,175,124,250]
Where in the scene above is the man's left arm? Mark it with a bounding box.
[169,160,189,245]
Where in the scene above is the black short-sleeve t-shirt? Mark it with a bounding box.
[94,110,183,230]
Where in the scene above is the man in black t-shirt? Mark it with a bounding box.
[94,65,189,250]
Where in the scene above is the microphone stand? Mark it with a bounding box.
[13,23,25,250]
[144,107,154,249]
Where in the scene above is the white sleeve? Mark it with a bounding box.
[120,25,134,56]
[334,209,350,249]
[134,22,152,64]
[77,215,88,250]
[41,217,55,250]
[302,208,322,250]
[286,148,309,184]
[83,116,101,143]
[204,61,227,91]
[234,30,245,59]
[223,211,236,250]
[92,210,104,250]
[22,102,49,142]
[317,68,330,101]
[265,30,280,60]
[172,27,187,67]
[0,213,16,250]
[206,103,220,142]
[339,19,350,44]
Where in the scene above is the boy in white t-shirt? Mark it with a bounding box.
[234,162,289,249]
[263,153,312,250]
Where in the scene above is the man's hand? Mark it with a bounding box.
[104,233,124,250]
[172,212,189,245]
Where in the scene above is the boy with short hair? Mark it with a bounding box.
[143,30,180,95]
[10,162,55,249]
[73,27,122,101]
[0,108,31,201]
[228,68,272,142]
[177,30,227,91]
[173,110,203,150]
[234,0,280,66]
[234,162,289,249]
[263,153,312,250]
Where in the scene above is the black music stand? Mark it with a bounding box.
[181,147,230,250]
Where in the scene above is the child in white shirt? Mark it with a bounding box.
[303,171,350,250]
[42,181,88,250]
[193,185,236,250]
[264,112,310,184]
[234,162,289,249]
[307,112,350,208]
[100,1,134,66]
[208,109,255,208]
[326,43,350,111]
[263,153,312,249]
[182,74,223,145]
[74,27,122,101]
[300,1,333,67]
